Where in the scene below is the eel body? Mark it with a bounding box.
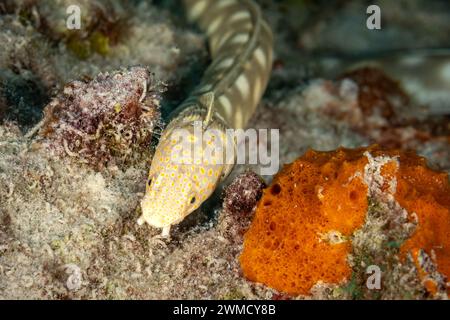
[138,0,273,235]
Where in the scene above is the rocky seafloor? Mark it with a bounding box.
[0,0,449,299]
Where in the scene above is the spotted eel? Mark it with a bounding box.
[137,0,273,236]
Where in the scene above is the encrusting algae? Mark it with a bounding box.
[37,67,162,169]
[240,145,450,297]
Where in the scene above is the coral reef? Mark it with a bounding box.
[1,0,449,301]
[0,122,151,299]
[0,0,206,131]
[0,128,275,299]
[38,67,162,169]
[240,145,450,298]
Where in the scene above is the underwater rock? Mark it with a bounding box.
[240,145,450,298]
[269,72,450,171]
[0,15,57,87]
[223,170,266,216]
[339,67,409,125]
[0,16,56,129]
[338,67,450,170]
[219,171,266,243]
[38,66,162,169]
[2,0,127,47]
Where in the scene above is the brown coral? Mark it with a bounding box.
[240,145,450,296]
[38,67,162,168]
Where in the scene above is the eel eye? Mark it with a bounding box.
[147,178,152,186]
[190,197,196,204]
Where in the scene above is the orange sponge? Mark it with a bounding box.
[240,146,450,296]
[395,154,450,292]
